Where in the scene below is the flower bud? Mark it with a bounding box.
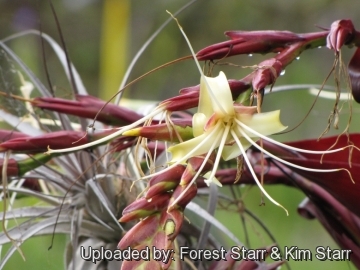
[0,131,88,153]
[146,165,185,199]
[180,155,214,185]
[162,209,184,241]
[252,58,283,91]
[34,94,143,126]
[0,130,118,153]
[168,183,197,210]
[119,193,171,223]
[162,79,251,112]
[123,119,193,142]
[118,214,160,249]
[0,130,28,143]
[197,30,300,60]
[327,19,355,52]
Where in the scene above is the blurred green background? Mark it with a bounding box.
[1,0,360,269]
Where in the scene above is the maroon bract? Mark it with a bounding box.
[34,94,143,126]
[327,19,356,52]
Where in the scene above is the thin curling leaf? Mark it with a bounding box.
[0,109,43,136]
[3,30,87,95]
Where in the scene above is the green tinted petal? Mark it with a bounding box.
[168,129,221,163]
[237,110,287,137]
[221,137,253,161]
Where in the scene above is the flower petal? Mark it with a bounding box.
[203,172,222,187]
[221,137,254,161]
[237,110,287,137]
[168,124,222,163]
[202,72,235,118]
[192,113,207,137]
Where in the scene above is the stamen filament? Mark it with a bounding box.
[168,128,223,209]
[204,122,231,186]
[166,11,227,116]
[235,118,351,155]
[138,121,223,181]
[238,126,341,174]
[46,106,165,154]
[230,129,289,215]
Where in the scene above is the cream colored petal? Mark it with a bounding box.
[237,110,287,137]
[199,76,214,118]
[221,136,254,161]
[167,128,221,163]
[203,172,223,187]
[203,72,235,118]
[192,112,207,137]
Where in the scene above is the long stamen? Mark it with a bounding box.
[168,129,223,209]
[138,121,223,181]
[204,122,231,186]
[237,126,355,183]
[166,11,227,116]
[235,118,355,155]
[230,129,289,215]
[46,106,165,154]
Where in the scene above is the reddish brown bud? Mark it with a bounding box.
[34,94,143,126]
[327,19,355,52]
[252,58,283,91]
[180,155,214,185]
[0,130,28,143]
[118,214,160,249]
[0,131,88,152]
[146,165,185,199]
[162,209,184,241]
[169,183,197,210]
[162,79,251,112]
[0,130,118,153]
[196,30,300,60]
[119,193,171,223]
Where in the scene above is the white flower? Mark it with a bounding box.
[166,70,290,213]
[165,70,354,215]
[161,14,354,214]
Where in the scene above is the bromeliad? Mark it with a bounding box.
[158,13,356,215]
[46,13,355,215]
